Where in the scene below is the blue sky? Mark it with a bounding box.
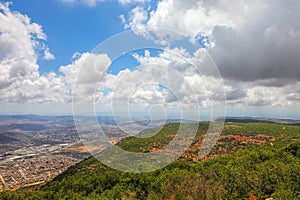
[1,0,300,118]
[10,0,129,74]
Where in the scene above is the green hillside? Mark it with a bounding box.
[117,122,209,153]
[0,122,299,200]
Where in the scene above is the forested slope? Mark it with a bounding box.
[0,122,299,200]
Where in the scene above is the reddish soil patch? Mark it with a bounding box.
[152,142,163,147]
[225,124,243,128]
[248,194,257,200]
[182,152,199,162]
[151,148,159,152]
[220,135,252,141]
[188,142,202,151]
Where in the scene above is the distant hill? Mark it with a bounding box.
[0,133,18,144]
[222,116,300,125]
[1,114,299,126]
[1,123,47,131]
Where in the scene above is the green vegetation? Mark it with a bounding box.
[0,122,299,200]
[223,122,299,140]
[117,122,208,153]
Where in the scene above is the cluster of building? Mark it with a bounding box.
[0,144,89,190]
[0,144,69,163]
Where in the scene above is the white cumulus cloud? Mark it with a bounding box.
[121,0,300,109]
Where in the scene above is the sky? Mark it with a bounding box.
[0,0,300,119]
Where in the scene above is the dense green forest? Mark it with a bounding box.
[0,122,299,200]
